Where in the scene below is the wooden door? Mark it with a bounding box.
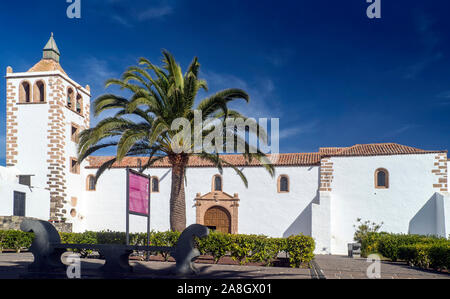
[204,206,231,233]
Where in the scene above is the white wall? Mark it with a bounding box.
[0,167,50,220]
[8,77,50,189]
[79,165,319,237]
[329,153,440,254]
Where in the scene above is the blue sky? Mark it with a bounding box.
[1,0,449,164]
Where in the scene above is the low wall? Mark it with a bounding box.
[0,216,72,233]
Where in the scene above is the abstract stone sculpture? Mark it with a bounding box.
[21,219,209,276]
[20,219,66,272]
[173,224,209,276]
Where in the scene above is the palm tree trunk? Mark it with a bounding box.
[168,154,188,232]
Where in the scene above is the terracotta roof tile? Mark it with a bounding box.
[86,153,322,169]
[319,147,345,155]
[324,143,445,157]
[27,59,67,76]
[86,143,447,169]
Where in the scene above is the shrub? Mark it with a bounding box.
[353,218,383,244]
[377,234,443,261]
[428,243,450,270]
[360,232,388,257]
[60,231,98,257]
[250,237,284,266]
[285,234,315,268]
[229,234,257,265]
[197,231,232,264]
[151,231,180,261]
[95,231,126,245]
[398,244,431,268]
[0,229,316,268]
[0,230,33,253]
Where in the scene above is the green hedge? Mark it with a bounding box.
[398,243,450,270]
[0,229,315,268]
[0,230,34,253]
[360,232,449,271]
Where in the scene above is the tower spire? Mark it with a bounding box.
[43,32,61,63]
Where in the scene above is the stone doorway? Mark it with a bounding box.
[194,191,239,234]
[204,206,231,233]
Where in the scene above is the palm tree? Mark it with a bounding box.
[77,50,274,232]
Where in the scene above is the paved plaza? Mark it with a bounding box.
[0,252,448,279]
[314,255,450,279]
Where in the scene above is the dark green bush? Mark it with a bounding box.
[196,231,232,264]
[0,230,33,253]
[0,229,315,268]
[229,234,257,265]
[377,234,443,261]
[398,244,431,268]
[360,232,388,257]
[151,231,181,261]
[285,234,315,268]
[360,231,449,271]
[250,237,284,266]
[428,243,450,270]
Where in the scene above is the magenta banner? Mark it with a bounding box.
[128,171,149,215]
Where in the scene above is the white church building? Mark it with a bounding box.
[1,35,449,254]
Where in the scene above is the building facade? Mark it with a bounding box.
[2,35,449,254]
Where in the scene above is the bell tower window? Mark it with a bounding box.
[33,80,45,103]
[67,88,74,109]
[19,81,31,103]
[76,94,82,114]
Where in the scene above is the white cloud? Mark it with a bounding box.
[279,121,319,140]
[383,124,420,137]
[403,13,443,79]
[138,5,173,21]
[200,71,282,119]
[103,2,175,27]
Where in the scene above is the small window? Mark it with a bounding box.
[18,175,32,186]
[33,81,45,103]
[86,175,96,191]
[213,175,222,191]
[70,157,80,174]
[375,168,389,189]
[71,123,80,142]
[278,175,289,193]
[76,94,82,114]
[19,81,31,103]
[67,88,74,109]
[151,177,159,193]
[13,191,26,216]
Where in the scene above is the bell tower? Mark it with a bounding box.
[5,33,91,222]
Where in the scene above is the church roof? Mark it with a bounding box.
[43,33,60,56]
[86,153,322,168]
[86,143,447,169]
[319,143,445,157]
[27,58,67,75]
[27,33,67,75]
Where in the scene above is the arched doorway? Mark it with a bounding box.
[204,206,231,233]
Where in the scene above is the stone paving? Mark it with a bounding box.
[314,255,450,279]
[0,252,448,279]
[0,252,311,279]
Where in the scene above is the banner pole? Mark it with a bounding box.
[126,167,130,245]
[146,174,151,261]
